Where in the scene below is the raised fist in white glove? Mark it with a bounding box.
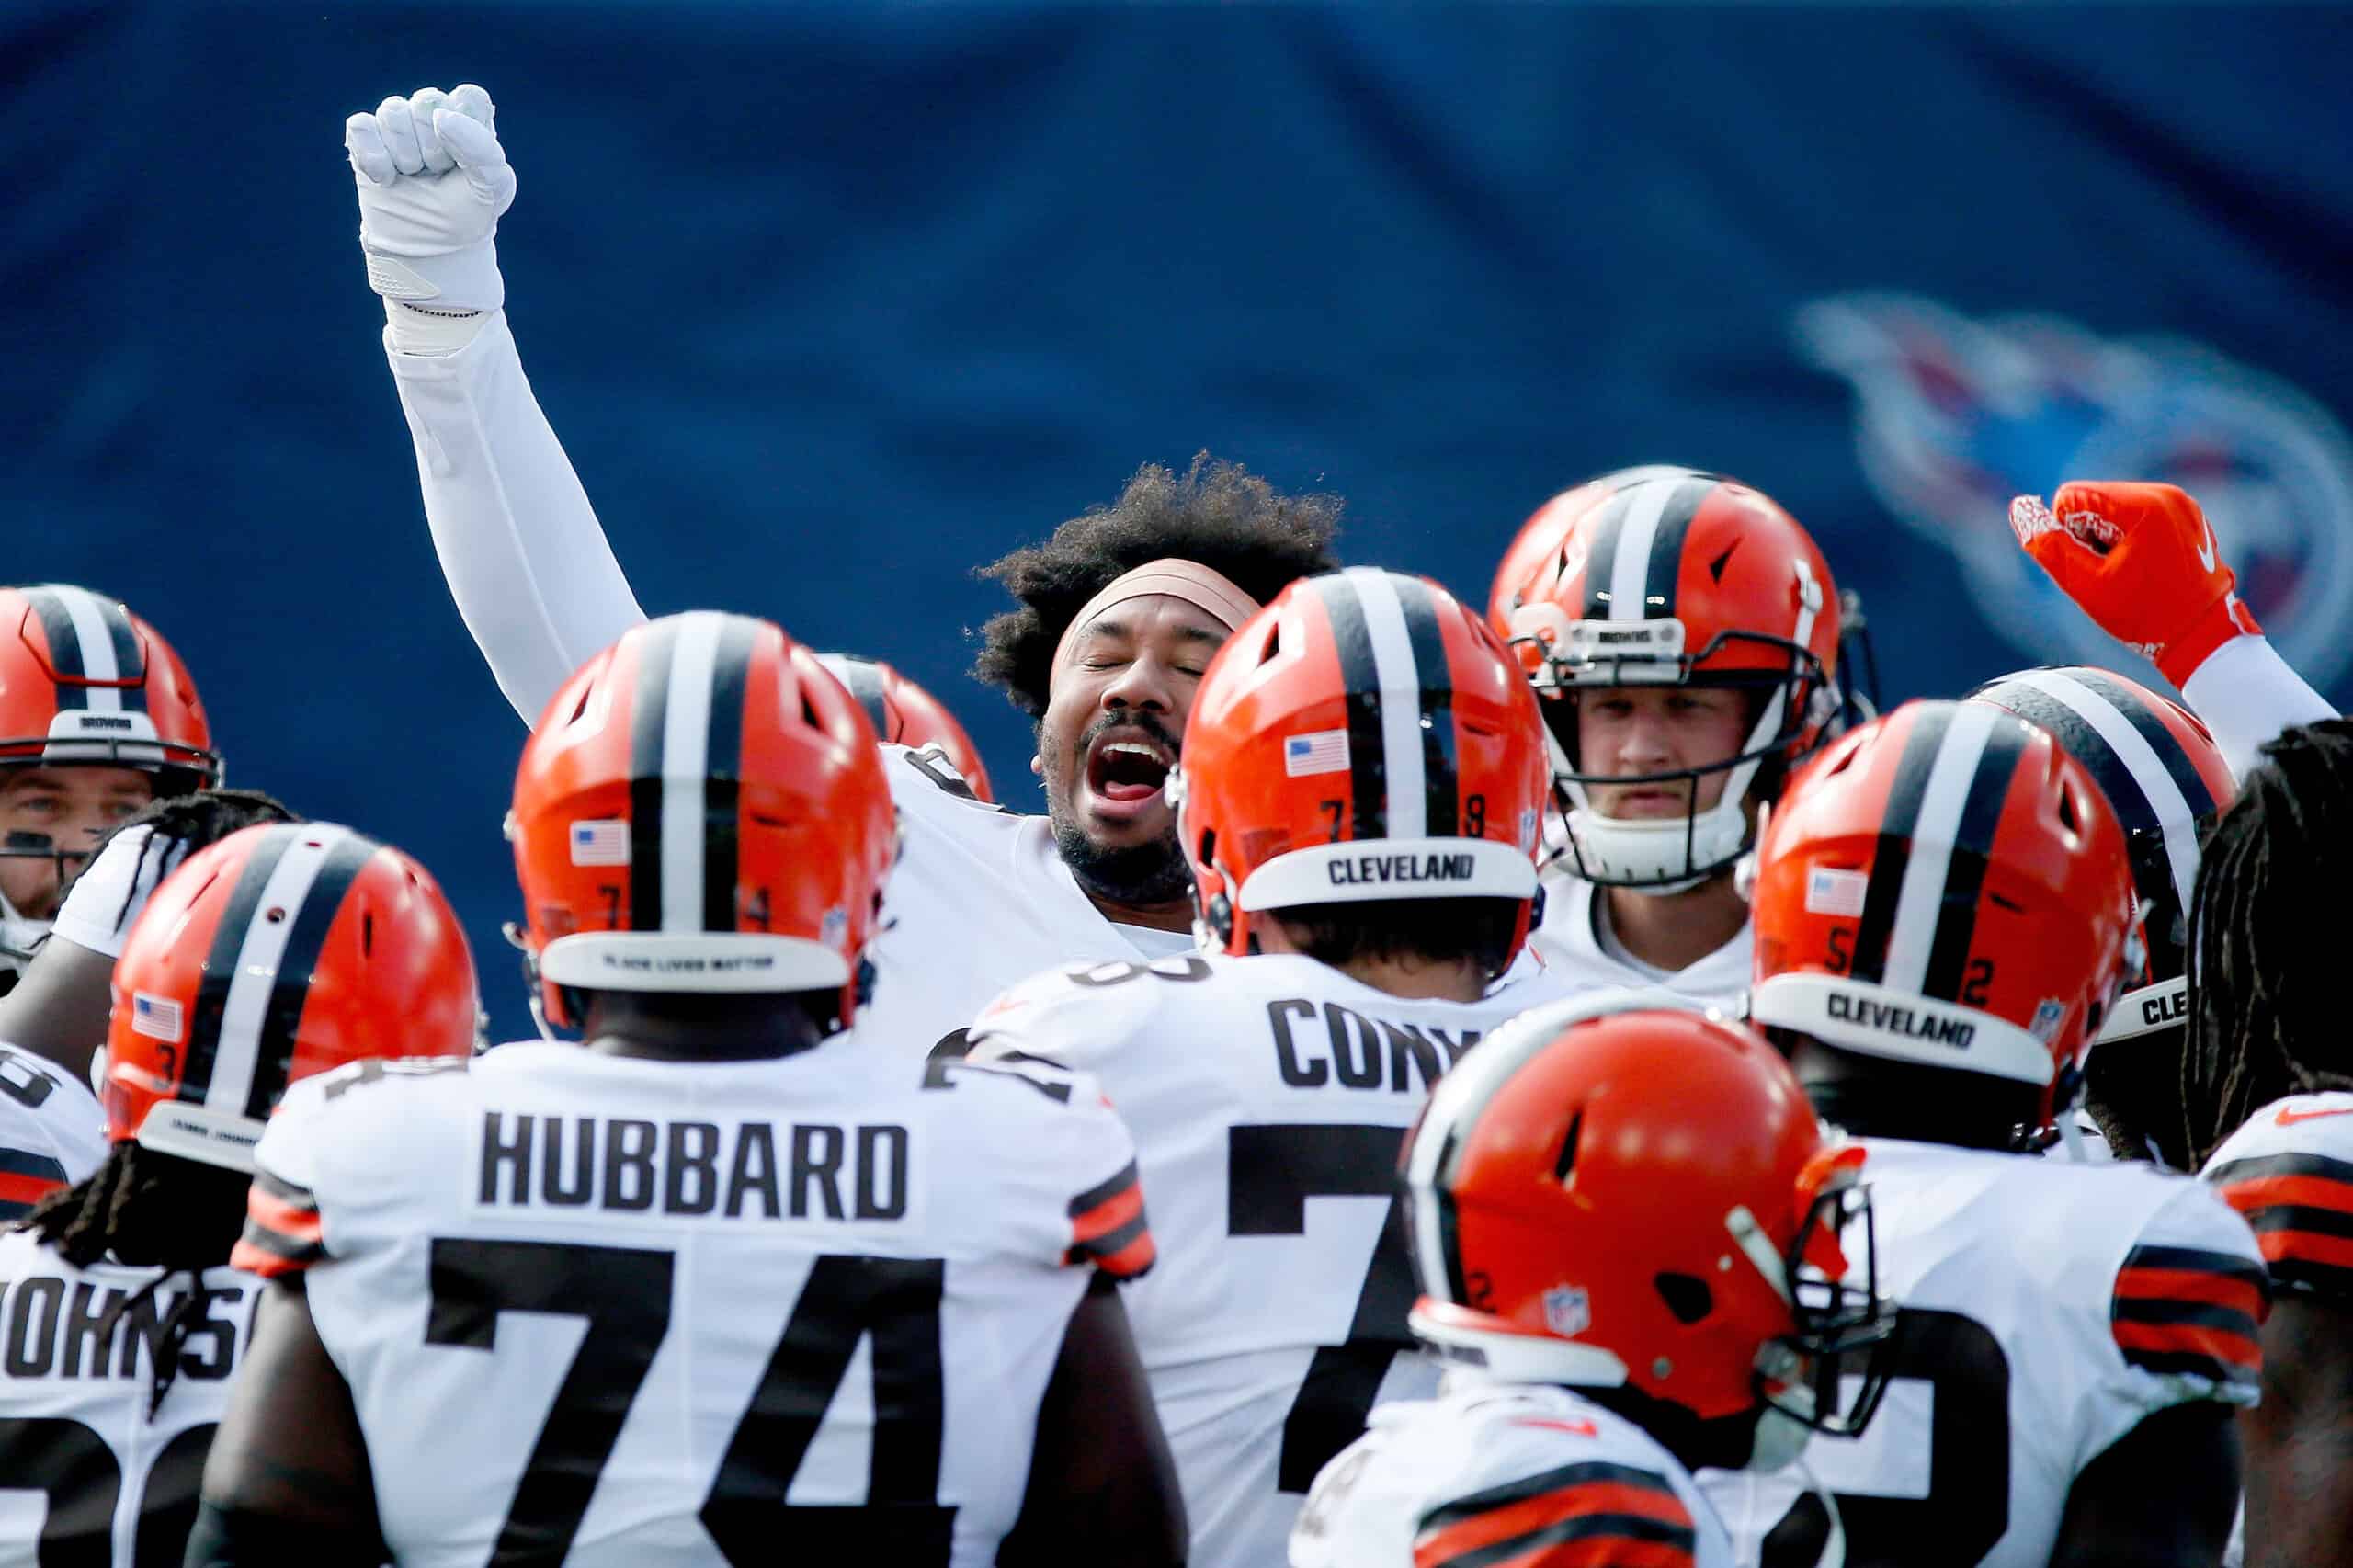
[347,84,516,313]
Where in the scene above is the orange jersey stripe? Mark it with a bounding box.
[1091,1230,1157,1279]
[2112,1318,2259,1370]
[230,1234,305,1278]
[2257,1228,2353,1269]
[244,1185,324,1244]
[2218,1172,2353,1218]
[1416,1481,1690,1565]
[2113,1265,2268,1317]
[0,1170,63,1209]
[1070,1180,1145,1246]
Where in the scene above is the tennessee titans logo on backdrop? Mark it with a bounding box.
[1798,292,2353,687]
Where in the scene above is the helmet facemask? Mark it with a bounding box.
[1523,623,1835,894]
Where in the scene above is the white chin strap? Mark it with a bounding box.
[0,886,47,974]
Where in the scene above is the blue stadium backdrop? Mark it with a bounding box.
[12,1,2350,1034]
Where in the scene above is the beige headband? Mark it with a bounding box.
[1051,558,1263,673]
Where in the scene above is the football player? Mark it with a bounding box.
[1965,667,2234,1168]
[0,791,301,1226]
[2171,722,2353,1568]
[191,612,1183,1568]
[1488,469,1845,1006]
[965,568,1566,1567]
[335,85,1341,1051]
[0,820,478,1565]
[1723,699,2267,1567]
[1290,996,1894,1568]
[0,585,219,993]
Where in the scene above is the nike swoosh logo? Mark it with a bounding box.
[2275,1104,2353,1127]
[2197,518,2218,573]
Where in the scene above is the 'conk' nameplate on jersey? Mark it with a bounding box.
[233,1040,1151,1568]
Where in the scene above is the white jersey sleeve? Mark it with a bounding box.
[49,824,188,960]
[0,1040,107,1221]
[384,314,647,726]
[2202,1091,2353,1304]
[2179,633,2336,780]
[1290,1381,1733,1568]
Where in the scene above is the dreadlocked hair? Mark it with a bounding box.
[71,787,300,944]
[16,1142,253,1417]
[973,453,1343,718]
[2182,719,2353,1166]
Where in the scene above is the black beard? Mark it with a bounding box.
[1051,813,1197,909]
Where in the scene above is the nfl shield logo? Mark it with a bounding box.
[1542,1284,1591,1337]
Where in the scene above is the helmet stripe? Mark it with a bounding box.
[183,824,301,1108]
[244,830,380,1119]
[626,616,682,930]
[1313,573,1390,840]
[700,615,761,933]
[1873,704,2029,1000]
[1847,705,1949,985]
[1577,487,1637,621]
[628,613,761,937]
[2063,669,2221,821]
[1602,478,1683,623]
[1631,475,1716,625]
[1916,716,2032,1002]
[1391,574,1461,836]
[822,655,895,742]
[186,824,369,1119]
[1346,568,1435,841]
[1980,670,2206,916]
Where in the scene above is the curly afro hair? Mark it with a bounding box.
[973,453,1344,719]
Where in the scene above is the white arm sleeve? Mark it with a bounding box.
[385,312,649,727]
[2177,633,2337,780]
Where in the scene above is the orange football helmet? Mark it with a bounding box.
[1965,667,2233,1050]
[1172,568,1547,966]
[1749,699,2141,1135]
[1404,994,1892,1436]
[1489,471,1842,890]
[816,653,995,803]
[104,822,478,1171]
[0,584,220,891]
[510,611,899,1031]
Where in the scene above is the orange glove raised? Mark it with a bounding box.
[2009,481,2260,687]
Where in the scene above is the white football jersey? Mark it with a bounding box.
[866,744,1197,1054]
[2203,1090,2353,1303]
[0,1231,255,1565]
[969,949,1572,1568]
[1701,1138,2266,1568]
[1290,1376,1733,1568]
[1529,874,1750,1009]
[236,1039,1151,1568]
[0,1041,107,1222]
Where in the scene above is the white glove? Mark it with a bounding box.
[347,84,516,313]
